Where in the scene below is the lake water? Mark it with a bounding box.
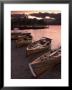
[12,25,61,50]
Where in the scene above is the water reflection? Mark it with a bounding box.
[12,25,61,50]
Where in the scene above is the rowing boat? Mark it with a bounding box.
[26,37,52,55]
[29,47,61,77]
[11,32,21,40]
[16,33,32,47]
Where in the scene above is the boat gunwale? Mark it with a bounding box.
[27,37,52,50]
[30,48,61,64]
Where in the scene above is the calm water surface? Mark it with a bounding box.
[12,25,61,50]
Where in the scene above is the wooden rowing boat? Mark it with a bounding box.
[16,33,32,47]
[11,32,22,40]
[26,37,52,55]
[29,47,61,77]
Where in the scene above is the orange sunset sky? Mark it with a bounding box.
[11,10,61,14]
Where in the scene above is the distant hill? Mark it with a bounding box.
[11,13,61,30]
[30,13,61,25]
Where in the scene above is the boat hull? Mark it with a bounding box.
[26,37,52,55]
[11,34,19,40]
[11,32,32,47]
[16,39,32,48]
[29,48,61,77]
[29,55,61,77]
[26,44,51,56]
